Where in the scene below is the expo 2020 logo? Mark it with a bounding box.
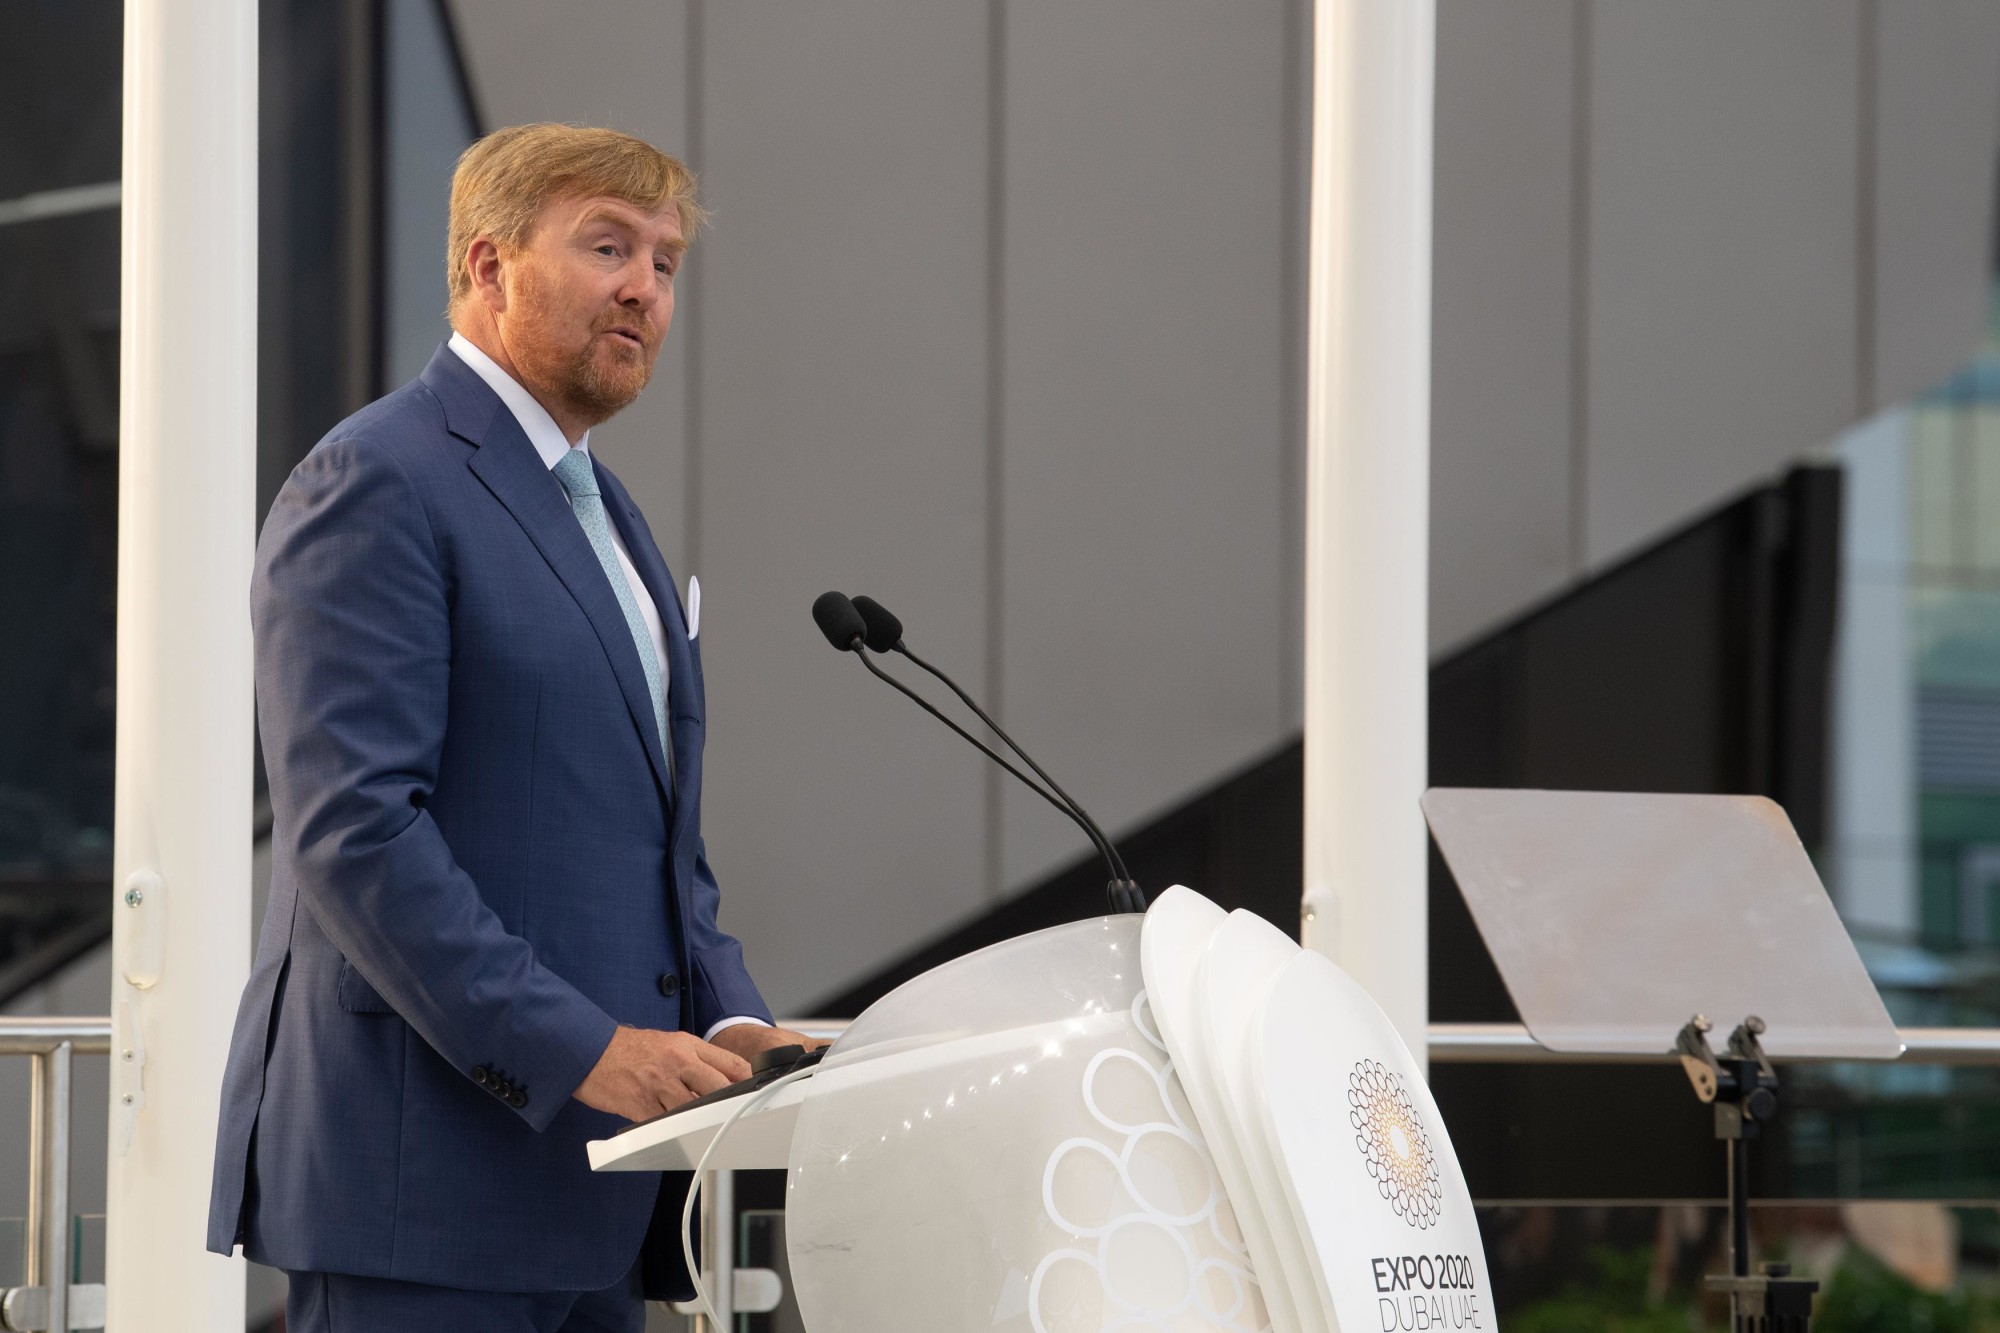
[1348,1060,1444,1231]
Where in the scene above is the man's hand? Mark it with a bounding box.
[572,1026,752,1121]
[710,1023,828,1061]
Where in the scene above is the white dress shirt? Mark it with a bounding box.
[448,333,668,674]
[447,332,766,1045]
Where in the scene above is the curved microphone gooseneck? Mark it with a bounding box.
[811,592,1141,914]
[850,595,1132,886]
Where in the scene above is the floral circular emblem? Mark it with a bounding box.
[1347,1059,1444,1231]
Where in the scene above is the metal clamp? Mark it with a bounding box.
[0,1283,107,1331]
[730,1269,784,1315]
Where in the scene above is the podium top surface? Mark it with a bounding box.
[588,1078,806,1173]
[1422,788,1901,1060]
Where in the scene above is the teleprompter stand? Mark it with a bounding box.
[1675,1014,1817,1331]
[1421,789,1906,1333]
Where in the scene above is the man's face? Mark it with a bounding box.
[497,193,685,428]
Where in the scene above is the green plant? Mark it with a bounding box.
[1507,1246,1715,1333]
[1815,1251,1997,1333]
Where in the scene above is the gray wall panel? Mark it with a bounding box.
[432,1,2000,1007]
[1584,1,1861,568]
[1873,1,2000,409]
[445,0,696,574]
[694,3,993,1009]
[1429,0,1576,654]
[998,1,1297,891]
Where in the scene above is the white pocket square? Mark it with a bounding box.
[687,575,701,639]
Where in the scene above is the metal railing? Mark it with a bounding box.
[786,1019,2000,1065]
[6,1013,2000,1332]
[1424,1022,2000,1065]
[0,1018,110,1333]
[672,1017,2000,1329]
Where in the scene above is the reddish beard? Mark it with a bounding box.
[512,267,658,426]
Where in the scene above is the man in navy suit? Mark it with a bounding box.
[207,124,814,1331]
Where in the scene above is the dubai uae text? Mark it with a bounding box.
[1371,1253,1484,1331]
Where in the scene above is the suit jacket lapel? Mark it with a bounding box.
[598,473,688,690]
[425,348,675,804]
[600,468,701,850]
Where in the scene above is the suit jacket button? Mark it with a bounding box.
[508,1090,529,1109]
[472,1066,491,1086]
[658,973,680,998]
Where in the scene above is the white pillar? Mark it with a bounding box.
[1300,0,1435,1065]
[107,0,256,1328]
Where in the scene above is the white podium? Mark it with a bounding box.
[591,887,1493,1333]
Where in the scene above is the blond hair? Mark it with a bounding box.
[446,123,707,310]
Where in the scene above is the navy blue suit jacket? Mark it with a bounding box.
[207,345,771,1291]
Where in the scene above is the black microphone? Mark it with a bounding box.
[845,593,1144,915]
[812,593,1142,914]
[850,594,903,653]
[812,590,869,652]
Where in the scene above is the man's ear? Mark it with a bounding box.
[465,236,508,312]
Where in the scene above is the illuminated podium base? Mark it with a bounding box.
[590,887,1493,1333]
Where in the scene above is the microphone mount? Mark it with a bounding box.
[888,638,1143,912]
[816,593,1145,915]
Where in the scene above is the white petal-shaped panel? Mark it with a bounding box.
[1142,888,1295,1333]
[1252,950,1494,1332]
[1191,911,1330,1333]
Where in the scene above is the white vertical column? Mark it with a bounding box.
[107,0,256,1329]
[1300,0,1436,1065]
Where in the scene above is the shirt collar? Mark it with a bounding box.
[448,331,590,470]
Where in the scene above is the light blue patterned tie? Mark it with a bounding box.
[552,449,671,779]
